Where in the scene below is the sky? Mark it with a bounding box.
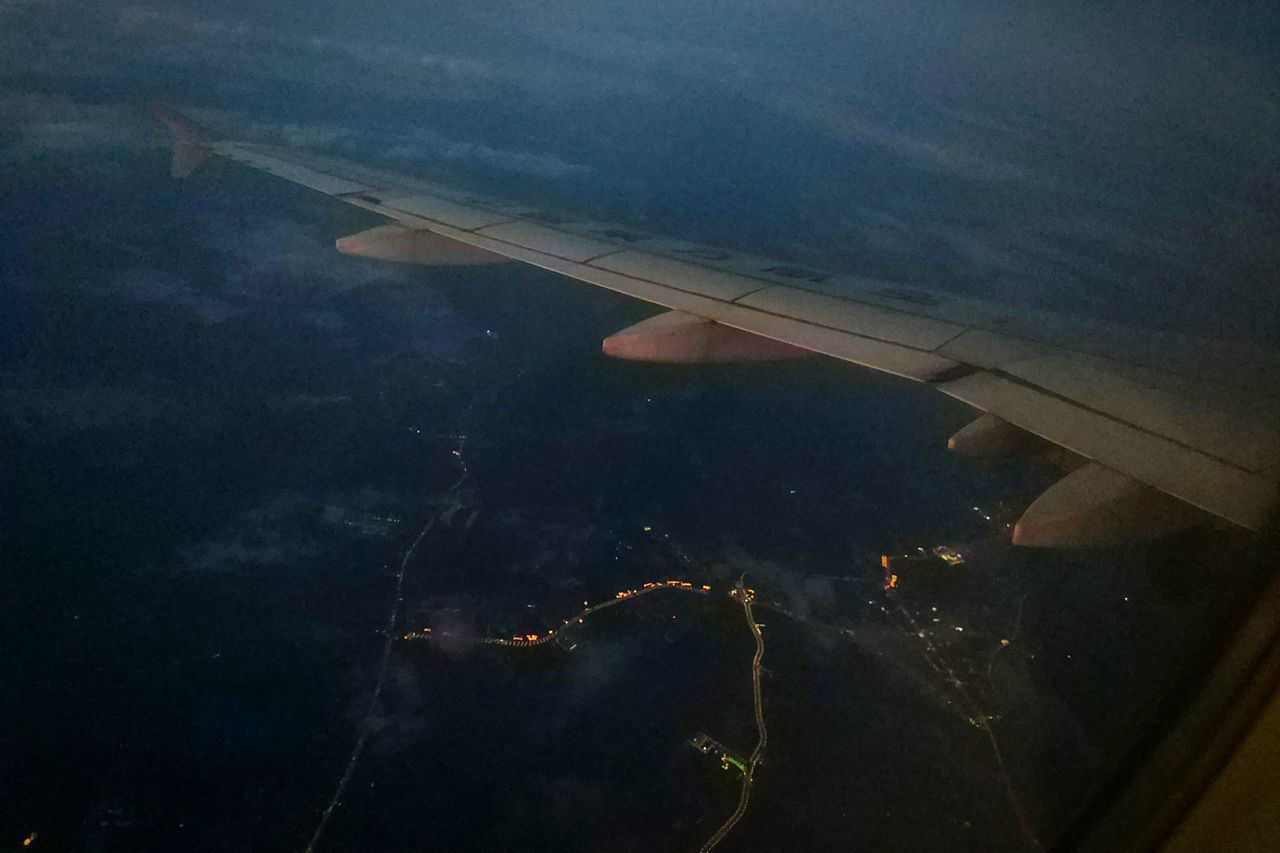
[3,0,1279,341]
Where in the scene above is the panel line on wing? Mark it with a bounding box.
[331,197,958,379]
[729,285,772,304]
[454,225,967,358]
[939,372,1273,531]
[932,327,972,353]
[224,141,995,329]
[217,140,1280,403]
[987,367,1262,476]
[223,146,1134,362]
[183,129,1280,533]
[580,249,628,264]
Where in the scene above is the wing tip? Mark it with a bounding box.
[150,103,214,178]
[150,103,213,143]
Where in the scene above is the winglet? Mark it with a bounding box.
[150,103,213,178]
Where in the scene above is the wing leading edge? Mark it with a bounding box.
[154,108,1280,544]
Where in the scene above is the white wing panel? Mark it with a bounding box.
[364,213,959,381]
[736,285,967,352]
[382,195,513,232]
[186,120,1280,532]
[938,372,1275,531]
[217,144,374,196]
[1001,355,1280,473]
[800,275,1280,398]
[711,307,960,379]
[807,276,1026,330]
[591,251,766,302]
[936,328,1054,368]
[993,312,1280,397]
[476,221,621,263]
[276,150,443,196]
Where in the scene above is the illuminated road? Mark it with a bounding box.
[697,579,767,853]
[402,575,768,853]
[400,579,714,647]
[304,366,510,853]
[304,439,470,853]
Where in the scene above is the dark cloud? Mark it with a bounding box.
[0,90,154,160]
[3,0,1278,359]
[357,662,432,755]
[0,369,183,433]
[103,266,243,323]
[175,490,327,572]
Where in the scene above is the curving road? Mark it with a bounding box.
[698,580,768,853]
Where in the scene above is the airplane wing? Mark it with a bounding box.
[153,106,1280,546]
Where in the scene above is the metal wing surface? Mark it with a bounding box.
[155,109,1280,542]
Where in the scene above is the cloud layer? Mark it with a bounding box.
[3,0,1278,341]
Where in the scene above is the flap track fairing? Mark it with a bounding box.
[602,311,811,363]
[1013,462,1207,548]
[947,413,1038,457]
[335,224,511,266]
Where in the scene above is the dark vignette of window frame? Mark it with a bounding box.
[1060,493,1280,851]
